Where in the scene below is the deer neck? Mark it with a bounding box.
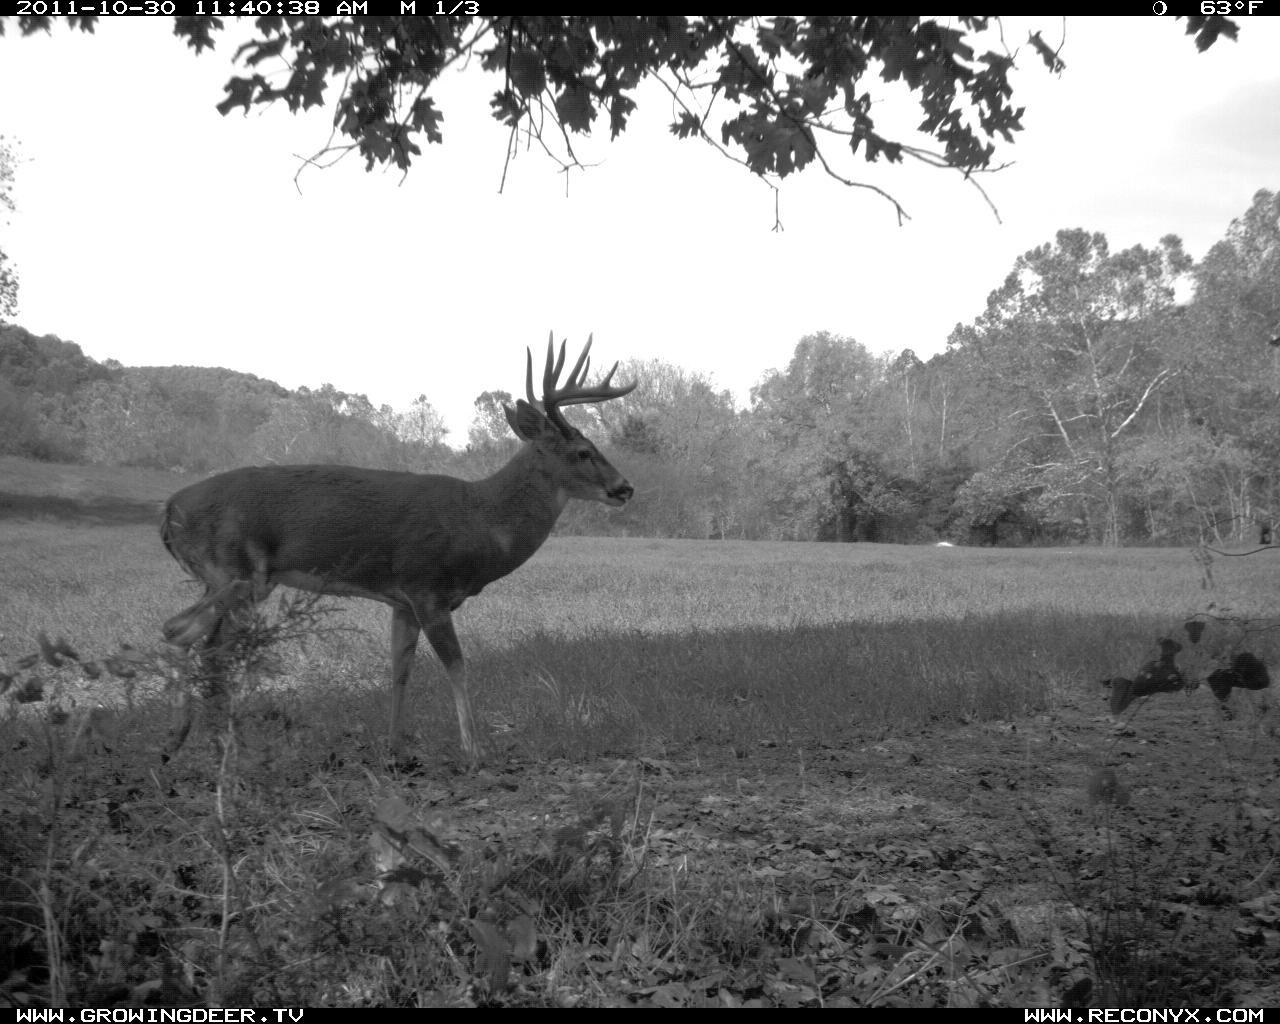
[472,444,568,564]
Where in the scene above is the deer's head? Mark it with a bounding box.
[505,334,635,507]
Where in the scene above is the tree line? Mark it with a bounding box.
[1,189,1276,546]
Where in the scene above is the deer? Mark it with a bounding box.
[159,334,636,765]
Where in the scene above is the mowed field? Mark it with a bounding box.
[2,462,1278,1007]
[5,516,1274,753]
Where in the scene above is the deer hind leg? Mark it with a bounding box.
[164,538,274,648]
[420,610,482,767]
[163,579,259,647]
[161,579,262,760]
[389,606,421,756]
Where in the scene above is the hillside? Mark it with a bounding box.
[0,322,444,477]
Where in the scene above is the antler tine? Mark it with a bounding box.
[547,335,590,395]
[524,347,538,407]
[554,336,568,380]
[552,374,635,404]
[568,334,593,387]
[549,356,637,407]
[534,333,637,435]
[542,334,569,397]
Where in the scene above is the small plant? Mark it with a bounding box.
[0,593,337,1007]
[1070,542,1279,1007]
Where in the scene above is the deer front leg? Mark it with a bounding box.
[421,612,482,767]
[389,606,421,756]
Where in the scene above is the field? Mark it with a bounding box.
[2,464,1279,1007]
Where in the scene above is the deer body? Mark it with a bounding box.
[164,459,565,612]
[160,336,635,764]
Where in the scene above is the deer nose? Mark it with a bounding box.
[609,481,634,504]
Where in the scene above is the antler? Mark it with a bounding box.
[525,331,636,436]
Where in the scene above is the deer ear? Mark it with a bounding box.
[505,401,553,442]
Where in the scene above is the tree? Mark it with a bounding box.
[244,383,404,466]
[888,349,925,477]
[467,389,516,450]
[394,393,449,449]
[461,389,520,477]
[128,365,285,472]
[0,324,112,394]
[1116,427,1258,544]
[1,16,1240,221]
[1167,189,1280,540]
[0,137,20,319]
[750,332,907,540]
[602,358,740,538]
[78,376,182,467]
[951,463,1040,545]
[0,377,41,456]
[950,230,1192,544]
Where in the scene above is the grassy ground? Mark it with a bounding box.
[2,470,1278,1007]
[0,455,181,525]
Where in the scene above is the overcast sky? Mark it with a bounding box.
[2,16,1277,443]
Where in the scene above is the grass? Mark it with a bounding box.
[0,455,180,526]
[2,485,1278,1007]
[0,454,185,502]
[5,523,1271,758]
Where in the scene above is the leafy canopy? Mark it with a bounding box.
[2,15,1239,221]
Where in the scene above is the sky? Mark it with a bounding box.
[1,16,1278,444]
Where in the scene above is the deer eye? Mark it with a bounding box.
[577,449,592,460]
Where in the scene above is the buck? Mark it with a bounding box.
[160,334,636,764]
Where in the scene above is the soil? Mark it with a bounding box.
[414,681,1280,1007]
